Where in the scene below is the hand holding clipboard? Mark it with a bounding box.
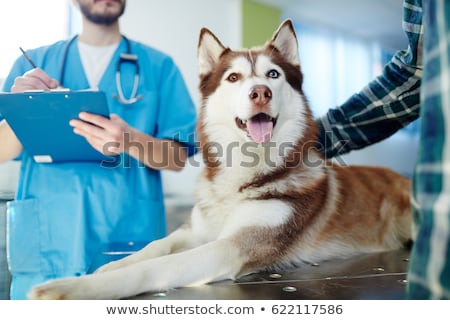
[0,90,113,163]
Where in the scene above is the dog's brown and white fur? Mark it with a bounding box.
[29,20,411,300]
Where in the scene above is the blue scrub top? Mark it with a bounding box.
[1,37,197,298]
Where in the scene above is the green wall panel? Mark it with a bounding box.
[242,0,282,48]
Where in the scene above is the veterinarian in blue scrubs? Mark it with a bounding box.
[0,0,196,299]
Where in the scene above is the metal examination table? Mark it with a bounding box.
[2,200,411,300]
[132,248,410,300]
[137,203,412,300]
[92,241,410,300]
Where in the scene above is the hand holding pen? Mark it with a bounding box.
[11,47,60,92]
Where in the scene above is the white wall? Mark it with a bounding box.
[120,0,243,203]
[121,0,242,105]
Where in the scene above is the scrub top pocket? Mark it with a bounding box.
[7,198,41,273]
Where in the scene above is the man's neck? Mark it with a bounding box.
[78,18,122,46]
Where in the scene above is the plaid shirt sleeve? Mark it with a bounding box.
[317,0,423,158]
[407,0,450,299]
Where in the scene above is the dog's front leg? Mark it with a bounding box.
[95,224,197,274]
[28,238,244,300]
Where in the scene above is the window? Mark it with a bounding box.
[291,21,418,177]
[293,22,383,117]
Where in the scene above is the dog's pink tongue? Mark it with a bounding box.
[247,114,273,144]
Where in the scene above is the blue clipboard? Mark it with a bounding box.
[0,90,115,163]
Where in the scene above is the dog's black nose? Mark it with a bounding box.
[249,85,272,106]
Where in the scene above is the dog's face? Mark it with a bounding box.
[197,20,314,151]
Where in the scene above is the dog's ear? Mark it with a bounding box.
[269,19,300,66]
[198,28,227,75]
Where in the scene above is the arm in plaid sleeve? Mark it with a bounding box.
[407,0,450,299]
[317,0,423,158]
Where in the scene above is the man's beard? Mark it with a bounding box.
[78,0,126,26]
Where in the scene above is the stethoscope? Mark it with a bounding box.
[60,35,142,104]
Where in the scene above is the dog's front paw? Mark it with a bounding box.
[28,278,86,300]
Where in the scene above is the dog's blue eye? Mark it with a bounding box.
[267,70,280,79]
[226,73,240,82]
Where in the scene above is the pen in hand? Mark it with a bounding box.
[19,47,37,69]
[18,47,66,91]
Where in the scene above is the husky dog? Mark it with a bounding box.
[29,20,411,299]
